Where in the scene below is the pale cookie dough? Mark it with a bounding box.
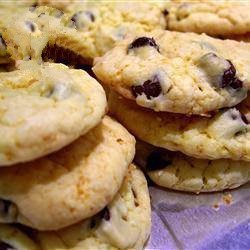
[93,30,250,114]
[36,164,151,250]
[109,91,250,161]
[165,0,250,37]
[0,60,106,166]
[2,4,166,65]
[135,140,250,193]
[0,116,135,230]
[0,224,39,250]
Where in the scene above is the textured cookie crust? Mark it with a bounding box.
[165,0,250,36]
[93,30,250,114]
[0,116,135,230]
[0,224,39,250]
[2,4,166,65]
[36,164,151,250]
[0,61,106,166]
[135,140,250,193]
[109,91,250,161]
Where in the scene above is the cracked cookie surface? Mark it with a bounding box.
[0,116,135,230]
[165,0,250,37]
[0,60,106,166]
[109,91,250,161]
[135,140,250,193]
[36,164,150,250]
[93,30,250,114]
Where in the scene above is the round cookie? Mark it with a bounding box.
[2,4,166,65]
[135,140,250,193]
[0,60,106,166]
[36,164,151,250]
[0,116,135,230]
[164,0,250,37]
[93,29,250,114]
[0,224,39,250]
[109,91,250,161]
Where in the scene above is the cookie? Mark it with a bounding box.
[109,91,250,161]
[36,164,151,250]
[0,224,39,250]
[0,116,135,230]
[135,140,250,193]
[0,60,106,166]
[93,29,250,114]
[165,0,250,37]
[2,4,166,65]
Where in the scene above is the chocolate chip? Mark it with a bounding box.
[85,11,95,22]
[162,9,169,16]
[1,200,12,214]
[71,11,95,29]
[128,37,160,53]
[199,53,243,90]
[146,148,172,171]
[222,61,236,86]
[0,241,16,250]
[241,113,249,124]
[90,219,96,228]
[0,34,6,48]
[71,13,78,23]
[25,21,36,32]
[132,75,162,99]
[31,1,38,8]
[229,77,243,89]
[38,12,45,18]
[0,199,18,222]
[230,108,248,124]
[219,60,243,90]
[100,207,110,221]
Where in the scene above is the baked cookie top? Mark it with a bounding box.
[36,164,151,250]
[0,224,39,250]
[109,91,250,161]
[1,4,166,65]
[93,30,250,114]
[0,60,106,166]
[165,0,250,37]
[0,116,135,230]
[135,140,250,193]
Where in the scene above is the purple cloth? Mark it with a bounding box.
[145,183,250,250]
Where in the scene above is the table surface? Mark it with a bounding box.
[145,182,250,250]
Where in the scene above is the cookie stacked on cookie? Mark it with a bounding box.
[0,59,151,249]
[93,29,250,193]
[0,3,155,248]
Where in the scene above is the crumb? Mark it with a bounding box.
[213,203,219,210]
[223,193,233,205]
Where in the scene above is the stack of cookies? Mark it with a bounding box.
[0,62,151,249]
[0,3,153,248]
[1,0,250,249]
[93,29,250,193]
